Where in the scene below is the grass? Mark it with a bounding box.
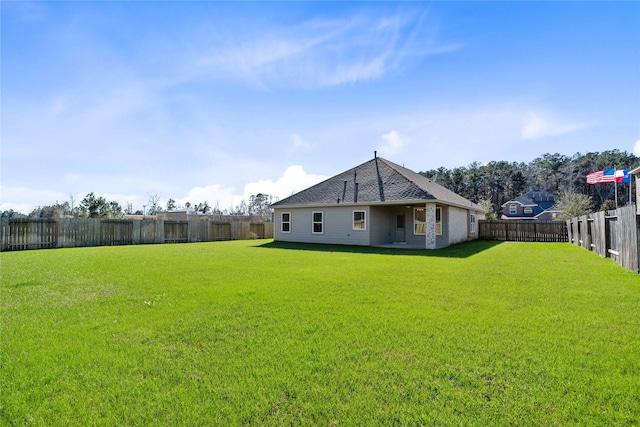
[1,240,639,426]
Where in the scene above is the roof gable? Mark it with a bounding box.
[272,157,482,211]
[501,190,559,218]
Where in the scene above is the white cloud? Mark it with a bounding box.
[378,130,404,156]
[243,165,328,201]
[194,10,458,89]
[0,185,69,214]
[521,111,594,140]
[290,133,314,151]
[634,139,640,156]
[178,185,243,212]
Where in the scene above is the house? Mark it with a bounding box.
[271,155,485,249]
[500,190,561,221]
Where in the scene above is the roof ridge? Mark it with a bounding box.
[379,157,482,210]
[377,157,429,186]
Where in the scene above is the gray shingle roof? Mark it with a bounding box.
[272,157,483,211]
[501,190,557,218]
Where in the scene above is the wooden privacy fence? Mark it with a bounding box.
[0,217,274,252]
[567,204,639,273]
[479,220,568,242]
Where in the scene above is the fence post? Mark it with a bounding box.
[156,220,164,244]
[0,214,8,252]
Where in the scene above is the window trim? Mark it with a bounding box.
[523,207,533,215]
[414,208,426,235]
[312,211,323,234]
[509,204,517,215]
[353,210,366,230]
[281,212,291,233]
[470,213,476,234]
[414,207,443,235]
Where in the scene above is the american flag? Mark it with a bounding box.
[587,168,616,184]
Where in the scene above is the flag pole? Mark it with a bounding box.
[614,166,618,208]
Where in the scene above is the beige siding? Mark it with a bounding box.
[448,206,469,245]
[275,204,482,249]
[274,207,370,246]
[369,206,395,245]
[435,205,449,249]
[370,206,427,246]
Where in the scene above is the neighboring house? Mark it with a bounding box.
[271,155,485,249]
[500,190,561,221]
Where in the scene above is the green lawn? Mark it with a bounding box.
[1,240,638,426]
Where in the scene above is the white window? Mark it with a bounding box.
[353,210,366,230]
[414,208,426,234]
[435,207,442,235]
[470,213,476,234]
[524,207,533,215]
[414,207,442,235]
[281,212,291,233]
[509,204,517,215]
[312,211,323,234]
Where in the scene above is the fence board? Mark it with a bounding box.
[250,223,265,239]
[566,204,639,273]
[479,220,568,242]
[164,221,188,243]
[617,205,638,273]
[101,220,133,246]
[210,222,231,241]
[0,216,272,251]
[6,218,57,250]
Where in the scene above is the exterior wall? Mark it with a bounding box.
[448,206,469,246]
[406,207,428,248]
[274,203,481,249]
[274,207,370,246]
[369,206,396,246]
[434,205,449,249]
[369,205,427,247]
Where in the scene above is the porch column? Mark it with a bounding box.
[425,203,437,249]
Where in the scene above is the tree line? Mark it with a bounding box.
[3,191,276,222]
[3,150,636,221]
[419,150,638,218]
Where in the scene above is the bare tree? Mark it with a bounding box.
[147,192,161,215]
[556,191,593,220]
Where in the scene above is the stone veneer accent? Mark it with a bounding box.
[425,203,437,249]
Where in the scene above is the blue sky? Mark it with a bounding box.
[2,1,639,214]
